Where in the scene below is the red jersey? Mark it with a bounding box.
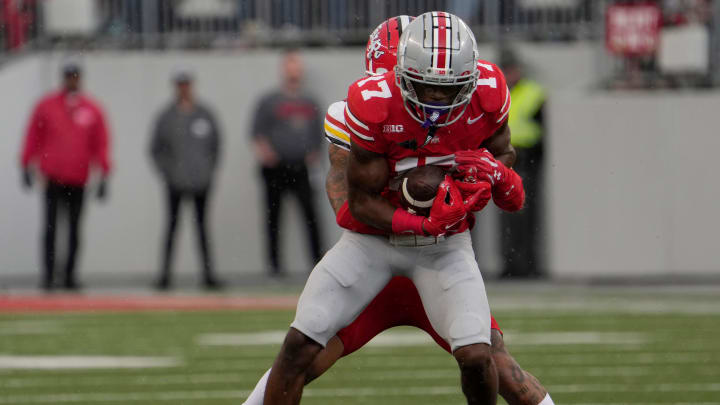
[346,61,509,172]
[344,60,510,231]
[21,90,112,186]
[329,63,508,352]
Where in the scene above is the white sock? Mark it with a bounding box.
[538,393,555,405]
[242,368,271,405]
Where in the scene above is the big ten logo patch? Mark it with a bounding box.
[383,124,404,133]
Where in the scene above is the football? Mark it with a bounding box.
[398,165,446,216]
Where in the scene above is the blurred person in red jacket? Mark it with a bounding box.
[20,61,112,291]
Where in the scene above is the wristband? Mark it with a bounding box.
[391,208,426,235]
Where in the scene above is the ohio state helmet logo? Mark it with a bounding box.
[366,29,385,61]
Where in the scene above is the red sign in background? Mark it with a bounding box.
[606,2,662,56]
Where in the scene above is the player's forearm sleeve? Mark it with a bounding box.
[493,167,525,212]
[336,201,387,235]
[337,201,367,232]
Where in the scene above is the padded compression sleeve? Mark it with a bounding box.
[336,201,386,235]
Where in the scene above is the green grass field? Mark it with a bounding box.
[1,286,719,404]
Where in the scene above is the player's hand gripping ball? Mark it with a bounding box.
[398,165,446,216]
[422,175,468,236]
[453,169,492,213]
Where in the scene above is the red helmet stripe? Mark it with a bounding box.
[430,12,450,71]
[437,12,448,70]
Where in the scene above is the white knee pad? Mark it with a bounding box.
[291,304,331,347]
[449,313,491,351]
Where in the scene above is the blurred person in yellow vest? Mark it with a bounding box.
[499,48,547,279]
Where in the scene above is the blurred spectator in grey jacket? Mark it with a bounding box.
[250,50,323,276]
[150,69,223,290]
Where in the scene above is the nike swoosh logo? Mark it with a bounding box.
[444,214,467,230]
[466,114,484,125]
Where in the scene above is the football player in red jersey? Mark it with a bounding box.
[244,15,553,405]
[262,13,546,405]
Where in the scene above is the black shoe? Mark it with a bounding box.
[268,267,286,278]
[40,280,55,292]
[203,277,224,290]
[63,279,82,291]
[154,277,171,291]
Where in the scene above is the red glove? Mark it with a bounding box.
[455,149,509,187]
[455,180,492,212]
[492,169,525,212]
[421,175,468,236]
[455,149,525,212]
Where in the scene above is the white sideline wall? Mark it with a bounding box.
[0,44,718,283]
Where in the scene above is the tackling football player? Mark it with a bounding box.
[244,14,552,405]
[261,13,548,405]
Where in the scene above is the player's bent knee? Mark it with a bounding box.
[448,313,491,351]
[453,343,493,370]
[283,328,321,352]
[279,328,323,369]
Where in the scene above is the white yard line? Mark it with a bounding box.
[197,330,287,346]
[0,356,181,370]
[547,382,720,393]
[196,330,647,347]
[0,372,250,388]
[572,403,720,405]
[0,390,251,404]
[0,320,64,335]
[340,352,719,366]
[4,364,720,389]
[488,295,720,315]
[504,331,647,345]
[1,384,720,404]
[180,351,719,373]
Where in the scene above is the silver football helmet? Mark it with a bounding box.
[395,11,479,127]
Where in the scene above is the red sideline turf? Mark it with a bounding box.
[0,295,298,312]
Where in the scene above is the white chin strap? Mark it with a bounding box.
[402,178,435,208]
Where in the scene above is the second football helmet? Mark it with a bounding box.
[365,15,415,75]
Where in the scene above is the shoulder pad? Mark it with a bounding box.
[346,72,393,125]
[473,60,509,114]
[326,100,347,124]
